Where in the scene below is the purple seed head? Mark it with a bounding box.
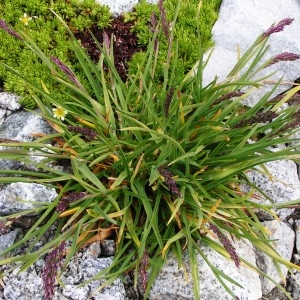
[50,56,82,88]
[158,0,170,40]
[234,110,278,128]
[210,224,240,268]
[0,19,22,40]
[164,87,174,117]
[57,192,87,212]
[42,241,66,300]
[262,18,294,38]
[150,12,158,33]
[138,250,149,295]
[158,166,182,198]
[214,90,245,105]
[276,109,300,134]
[102,31,110,49]
[67,125,98,141]
[266,52,300,67]
[150,12,159,51]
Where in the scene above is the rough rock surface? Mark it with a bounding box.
[295,220,300,255]
[149,238,262,300]
[0,93,20,125]
[0,229,20,254]
[97,0,158,16]
[0,92,21,112]
[2,239,125,300]
[242,158,300,220]
[255,220,295,295]
[3,270,44,300]
[0,109,54,171]
[61,257,126,300]
[203,0,300,108]
[0,110,53,142]
[0,182,57,215]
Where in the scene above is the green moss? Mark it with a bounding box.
[128,0,222,84]
[0,0,112,108]
[0,0,221,108]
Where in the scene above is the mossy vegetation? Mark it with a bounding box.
[0,0,113,108]
[128,0,222,83]
[0,0,222,108]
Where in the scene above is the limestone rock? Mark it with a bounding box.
[0,229,20,254]
[0,92,21,111]
[255,220,295,295]
[0,110,53,142]
[60,257,126,300]
[149,238,262,300]
[0,182,57,215]
[242,159,300,220]
[96,0,158,16]
[203,0,300,107]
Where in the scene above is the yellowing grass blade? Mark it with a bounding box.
[165,197,183,228]
[162,230,184,258]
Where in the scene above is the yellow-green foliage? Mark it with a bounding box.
[0,0,222,108]
[0,0,112,108]
[127,0,222,82]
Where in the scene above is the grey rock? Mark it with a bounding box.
[0,93,21,111]
[96,0,158,16]
[203,0,300,107]
[262,285,290,300]
[83,242,101,259]
[255,220,295,295]
[20,146,71,174]
[97,0,138,16]
[289,130,300,150]
[2,254,126,300]
[0,110,54,172]
[3,270,43,300]
[23,145,57,172]
[242,159,300,220]
[0,182,57,215]
[0,92,16,124]
[144,250,193,299]
[0,146,22,172]
[0,229,20,254]
[61,257,126,300]
[149,238,262,300]
[288,271,300,300]
[0,108,10,125]
[0,110,53,142]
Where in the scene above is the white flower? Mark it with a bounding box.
[52,106,68,121]
[19,13,37,26]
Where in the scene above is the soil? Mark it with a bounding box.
[0,79,4,92]
[74,16,146,81]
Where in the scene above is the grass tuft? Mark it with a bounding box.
[0,2,300,299]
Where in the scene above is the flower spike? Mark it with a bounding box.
[262,18,294,38]
[0,19,22,40]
